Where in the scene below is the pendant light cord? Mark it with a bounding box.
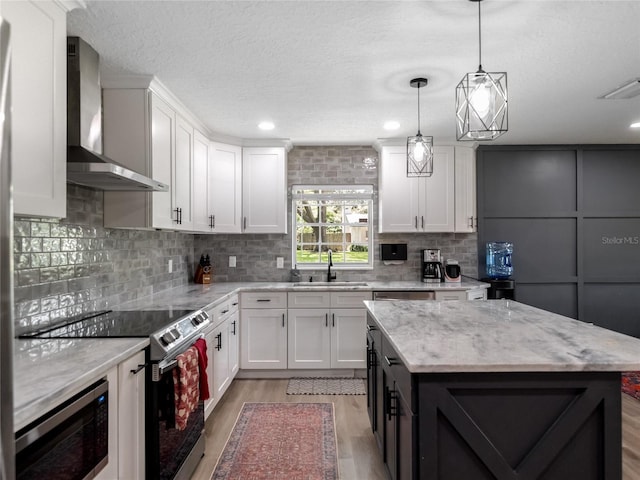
[416,85,421,135]
[478,0,483,71]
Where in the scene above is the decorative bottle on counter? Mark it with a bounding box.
[486,242,513,279]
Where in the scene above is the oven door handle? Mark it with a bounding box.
[153,335,204,381]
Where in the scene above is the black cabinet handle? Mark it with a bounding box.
[222,309,229,314]
[243,216,247,230]
[232,320,236,335]
[332,313,335,327]
[282,313,286,328]
[384,355,398,367]
[209,215,215,229]
[256,299,271,303]
[174,208,180,224]
[216,332,222,350]
[366,323,377,332]
[386,387,398,420]
[130,363,147,375]
[325,313,328,327]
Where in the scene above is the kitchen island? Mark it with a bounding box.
[364,299,640,480]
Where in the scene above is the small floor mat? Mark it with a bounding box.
[286,377,366,395]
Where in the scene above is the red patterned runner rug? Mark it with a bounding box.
[211,402,338,480]
[622,371,640,401]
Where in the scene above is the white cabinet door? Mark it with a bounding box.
[228,309,240,377]
[240,308,288,369]
[2,0,66,217]
[211,320,231,403]
[422,146,455,232]
[174,115,194,230]
[378,146,420,233]
[192,129,211,231]
[209,142,242,233]
[288,309,331,369]
[117,350,146,480]
[150,94,176,229]
[454,146,477,232]
[330,308,367,369]
[378,145,455,233]
[242,147,287,233]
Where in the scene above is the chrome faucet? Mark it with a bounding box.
[327,249,336,282]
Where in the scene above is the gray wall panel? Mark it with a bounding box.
[583,284,640,337]
[583,218,640,281]
[514,284,578,319]
[583,150,640,213]
[482,218,576,281]
[479,150,577,214]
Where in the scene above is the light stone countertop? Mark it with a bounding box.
[14,337,148,431]
[365,299,640,373]
[14,279,487,430]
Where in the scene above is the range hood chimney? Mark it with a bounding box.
[66,37,168,192]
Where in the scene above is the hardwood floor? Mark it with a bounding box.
[191,379,640,480]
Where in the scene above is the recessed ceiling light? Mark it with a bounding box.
[384,121,400,131]
[258,121,275,130]
[630,122,640,129]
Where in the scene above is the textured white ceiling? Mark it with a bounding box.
[66,0,640,146]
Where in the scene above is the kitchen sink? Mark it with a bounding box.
[292,281,369,287]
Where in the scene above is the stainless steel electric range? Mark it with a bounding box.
[21,308,211,480]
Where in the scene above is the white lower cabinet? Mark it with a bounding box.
[117,350,146,480]
[240,292,288,370]
[95,349,146,480]
[204,294,240,419]
[287,291,369,369]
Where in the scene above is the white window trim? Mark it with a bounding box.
[291,185,374,270]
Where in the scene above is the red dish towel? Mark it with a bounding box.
[172,345,200,430]
[193,338,210,401]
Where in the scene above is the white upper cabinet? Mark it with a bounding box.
[379,145,455,233]
[208,142,242,233]
[103,86,203,230]
[173,115,194,230]
[192,130,211,231]
[2,0,67,217]
[242,147,287,233]
[454,146,477,233]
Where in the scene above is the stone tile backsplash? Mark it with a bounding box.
[195,145,478,282]
[14,146,478,332]
[13,184,194,334]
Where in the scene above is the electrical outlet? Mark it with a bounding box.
[229,256,236,268]
[276,257,284,269]
[168,259,173,273]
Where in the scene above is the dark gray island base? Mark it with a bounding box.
[364,300,640,480]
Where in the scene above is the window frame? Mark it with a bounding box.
[291,184,374,270]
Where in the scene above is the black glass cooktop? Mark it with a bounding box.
[19,309,195,339]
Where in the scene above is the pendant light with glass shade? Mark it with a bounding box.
[407,78,434,177]
[455,0,508,141]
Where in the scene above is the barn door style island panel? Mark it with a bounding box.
[365,299,640,480]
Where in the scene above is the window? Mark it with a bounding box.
[292,185,373,269]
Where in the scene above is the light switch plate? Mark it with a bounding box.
[276,257,284,269]
[229,256,236,268]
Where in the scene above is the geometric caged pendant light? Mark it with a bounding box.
[455,0,508,141]
[407,77,434,177]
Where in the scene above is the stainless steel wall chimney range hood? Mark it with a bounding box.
[66,37,168,192]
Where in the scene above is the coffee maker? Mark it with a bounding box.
[422,249,444,283]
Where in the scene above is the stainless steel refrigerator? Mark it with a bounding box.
[0,16,15,480]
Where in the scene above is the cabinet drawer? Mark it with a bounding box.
[331,291,371,308]
[434,290,467,301]
[228,294,240,313]
[207,300,231,327]
[288,291,331,308]
[241,292,287,309]
[382,335,412,411]
[467,288,487,300]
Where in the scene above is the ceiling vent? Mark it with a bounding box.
[600,78,640,99]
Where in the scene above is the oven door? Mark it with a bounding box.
[146,355,205,480]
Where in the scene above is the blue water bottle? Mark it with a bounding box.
[486,242,513,279]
